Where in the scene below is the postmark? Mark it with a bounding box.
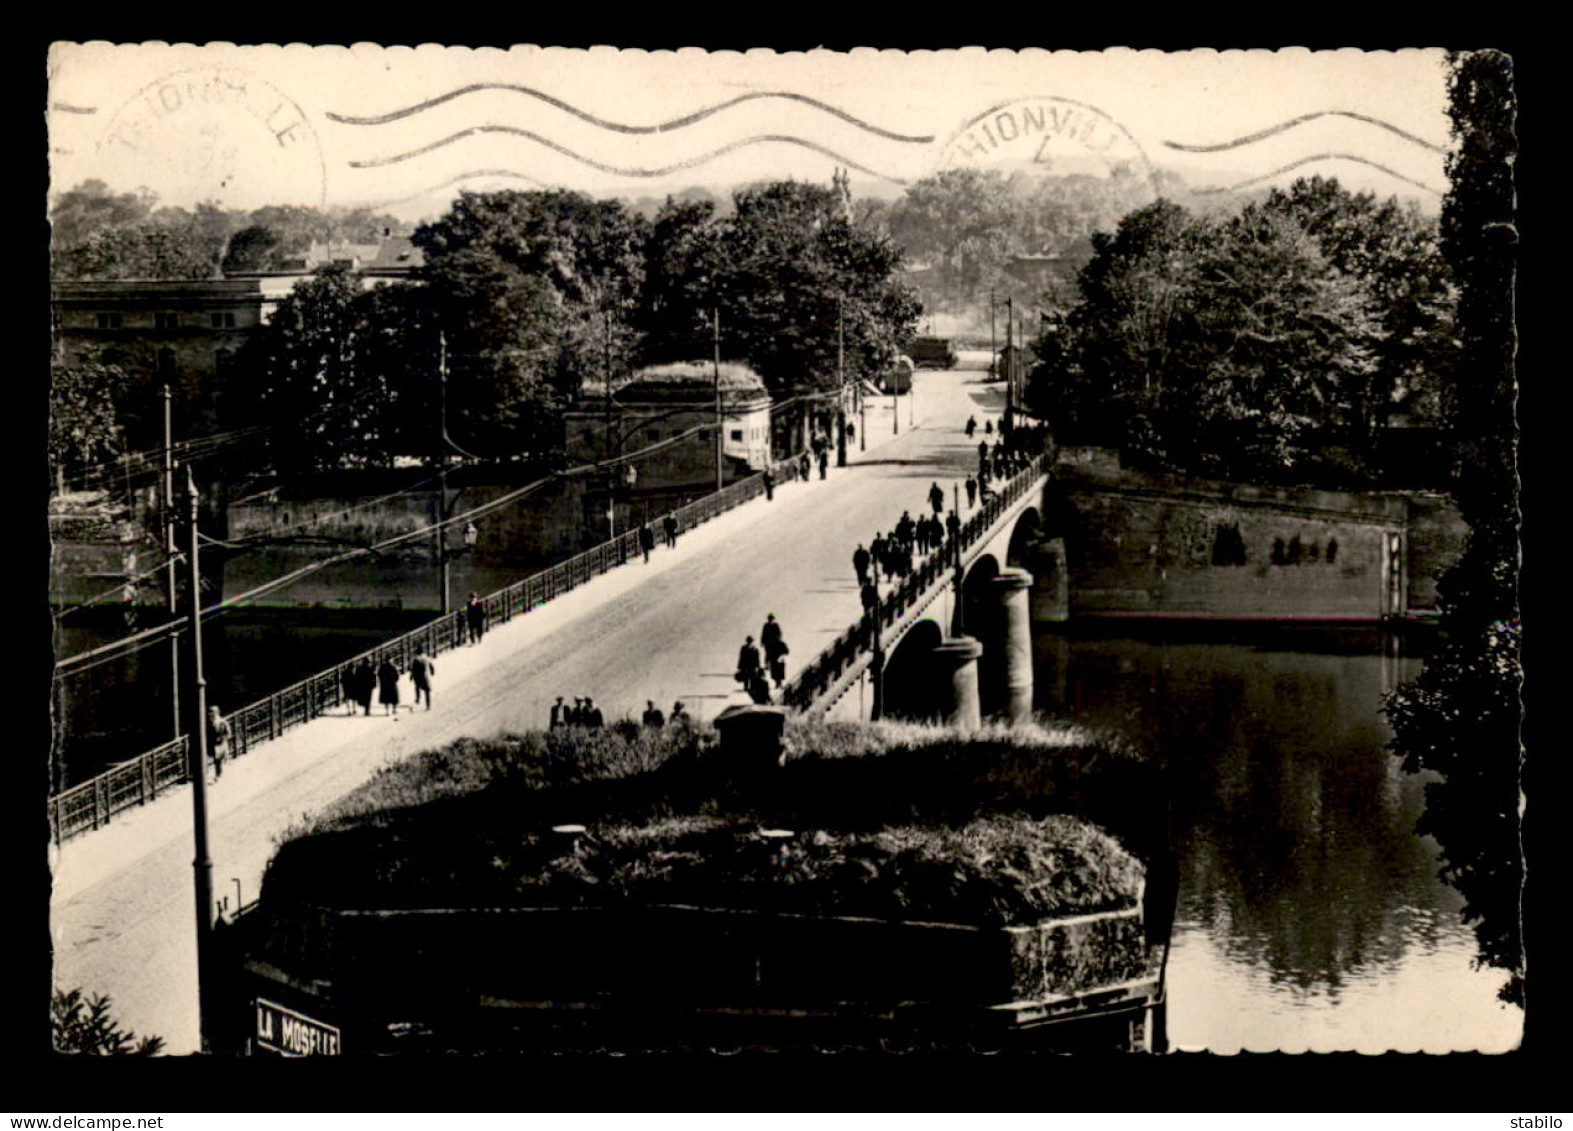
[938,96,1159,198]
[98,67,327,210]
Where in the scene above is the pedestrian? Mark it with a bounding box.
[763,469,775,501]
[870,532,888,580]
[761,613,790,688]
[465,592,487,645]
[377,658,401,715]
[817,448,829,480]
[410,651,435,710]
[352,659,375,715]
[965,415,977,438]
[946,510,962,564]
[747,669,773,704]
[639,523,655,564]
[860,579,880,623]
[566,697,582,726]
[985,419,993,436]
[582,697,604,729]
[550,696,567,728]
[896,511,915,549]
[670,700,690,725]
[846,420,856,444]
[965,475,977,507]
[929,481,945,516]
[735,634,762,688]
[207,705,230,781]
[341,664,359,715]
[643,699,665,728]
[663,512,679,548]
[799,451,811,480]
[853,542,871,587]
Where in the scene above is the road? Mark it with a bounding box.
[50,361,1008,1054]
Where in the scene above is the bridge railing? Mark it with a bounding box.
[779,453,1047,713]
[49,454,810,844]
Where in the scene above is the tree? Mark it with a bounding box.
[634,197,724,365]
[712,181,919,396]
[48,180,155,250]
[49,359,127,488]
[52,987,164,1055]
[1183,204,1381,475]
[885,169,1020,314]
[238,266,411,474]
[413,190,651,458]
[1259,177,1457,449]
[1384,49,1521,1007]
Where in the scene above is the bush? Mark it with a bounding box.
[51,988,164,1056]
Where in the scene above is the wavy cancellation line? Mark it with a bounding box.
[328,84,935,144]
[348,126,909,184]
[1194,153,1444,196]
[1163,110,1446,155]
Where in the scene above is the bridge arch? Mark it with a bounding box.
[881,618,947,722]
[1006,507,1043,570]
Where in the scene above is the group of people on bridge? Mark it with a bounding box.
[736,613,791,704]
[341,650,438,718]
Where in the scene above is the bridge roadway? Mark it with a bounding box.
[50,360,1012,1054]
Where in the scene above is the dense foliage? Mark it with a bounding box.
[51,987,164,1055]
[48,359,127,484]
[1025,177,1456,485]
[870,167,1175,319]
[233,185,919,474]
[49,181,404,280]
[1384,50,1522,1006]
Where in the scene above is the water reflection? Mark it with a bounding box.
[1034,623,1521,1052]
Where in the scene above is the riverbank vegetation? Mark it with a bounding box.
[1024,176,1456,488]
[264,718,1158,928]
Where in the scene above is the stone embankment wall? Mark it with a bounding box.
[1051,454,1464,621]
[222,478,594,611]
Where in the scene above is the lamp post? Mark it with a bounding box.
[713,306,724,493]
[181,465,215,1053]
[836,296,848,467]
[161,384,180,740]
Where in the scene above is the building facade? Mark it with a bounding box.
[564,361,774,528]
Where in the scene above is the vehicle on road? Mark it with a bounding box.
[908,337,957,369]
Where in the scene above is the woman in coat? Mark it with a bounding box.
[377,658,401,715]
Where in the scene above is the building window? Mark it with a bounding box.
[210,311,236,329]
[96,313,122,330]
[155,312,179,330]
[730,429,744,442]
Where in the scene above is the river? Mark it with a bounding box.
[1034,621,1522,1053]
[54,609,1522,1052]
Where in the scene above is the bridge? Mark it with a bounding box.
[49,362,1068,1054]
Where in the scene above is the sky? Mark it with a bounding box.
[47,43,1452,221]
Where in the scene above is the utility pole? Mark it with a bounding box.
[989,287,997,380]
[605,308,616,547]
[162,384,180,739]
[1004,295,1016,435]
[836,296,848,467]
[182,465,216,1053]
[713,307,723,493]
[438,333,451,616]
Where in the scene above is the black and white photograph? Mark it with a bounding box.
[43,41,1522,1063]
